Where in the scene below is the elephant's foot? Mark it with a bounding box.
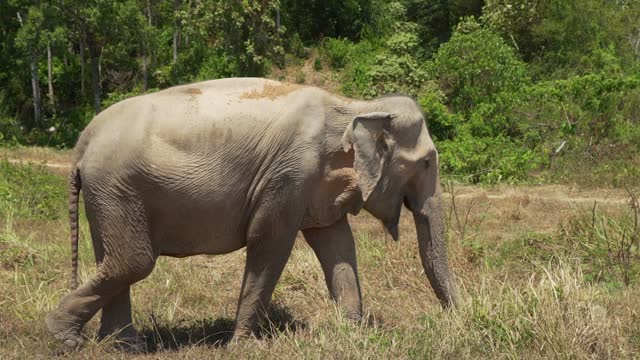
[99,325,147,353]
[109,334,147,354]
[45,308,84,352]
[344,309,362,323]
[232,325,257,340]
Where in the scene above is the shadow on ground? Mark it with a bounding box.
[141,303,306,352]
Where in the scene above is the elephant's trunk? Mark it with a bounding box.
[414,194,460,308]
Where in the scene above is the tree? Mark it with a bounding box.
[14,3,45,127]
[432,18,529,115]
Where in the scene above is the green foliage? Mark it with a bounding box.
[335,40,381,97]
[0,117,22,146]
[512,74,640,186]
[336,2,429,98]
[0,161,65,220]
[313,57,323,72]
[195,52,239,82]
[363,22,427,97]
[438,134,540,183]
[285,33,307,60]
[431,18,530,114]
[418,85,461,141]
[280,0,377,42]
[321,38,353,70]
[480,0,539,59]
[405,0,485,53]
[1,0,639,185]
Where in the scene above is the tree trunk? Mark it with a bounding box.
[172,0,180,64]
[79,35,85,99]
[47,42,55,111]
[17,11,41,127]
[29,50,42,126]
[87,31,101,114]
[147,0,152,25]
[142,47,148,91]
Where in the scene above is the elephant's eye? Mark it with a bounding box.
[424,157,431,169]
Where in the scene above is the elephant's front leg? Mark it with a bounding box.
[302,216,362,321]
[233,225,297,338]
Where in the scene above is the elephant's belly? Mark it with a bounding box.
[140,163,251,256]
[154,221,247,256]
[149,205,248,256]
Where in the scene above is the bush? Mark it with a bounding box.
[418,85,462,141]
[196,51,239,81]
[431,18,530,115]
[338,40,381,97]
[438,134,540,183]
[321,38,353,69]
[285,33,308,60]
[0,117,23,147]
[511,74,640,186]
[362,25,428,97]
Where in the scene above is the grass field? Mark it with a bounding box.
[1,149,639,359]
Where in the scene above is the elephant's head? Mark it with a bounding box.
[341,96,460,308]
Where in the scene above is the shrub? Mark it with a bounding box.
[431,17,530,114]
[418,85,461,141]
[511,74,640,186]
[0,116,23,147]
[196,51,239,81]
[338,40,380,97]
[321,37,352,69]
[284,33,308,60]
[438,134,540,183]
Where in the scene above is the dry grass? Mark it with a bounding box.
[1,154,639,359]
[0,146,72,164]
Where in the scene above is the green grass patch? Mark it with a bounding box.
[0,160,66,220]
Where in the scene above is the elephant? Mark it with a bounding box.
[45,78,460,351]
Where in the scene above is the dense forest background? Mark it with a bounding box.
[1,0,639,185]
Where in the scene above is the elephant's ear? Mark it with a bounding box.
[342,112,395,202]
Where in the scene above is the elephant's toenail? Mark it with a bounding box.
[64,339,76,347]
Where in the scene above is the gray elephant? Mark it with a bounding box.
[46,78,460,351]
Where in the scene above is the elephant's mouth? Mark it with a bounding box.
[385,222,399,241]
[403,195,414,212]
[383,198,404,241]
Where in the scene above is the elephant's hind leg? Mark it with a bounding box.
[46,200,156,351]
[97,287,145,351]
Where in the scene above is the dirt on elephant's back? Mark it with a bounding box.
[240,83,304,100]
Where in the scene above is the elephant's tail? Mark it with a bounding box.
[69,167,82,290]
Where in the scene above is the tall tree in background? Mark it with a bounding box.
[14,3,45,127]
[173,0,180,64]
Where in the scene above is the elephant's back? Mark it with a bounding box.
[74,77,329,189]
